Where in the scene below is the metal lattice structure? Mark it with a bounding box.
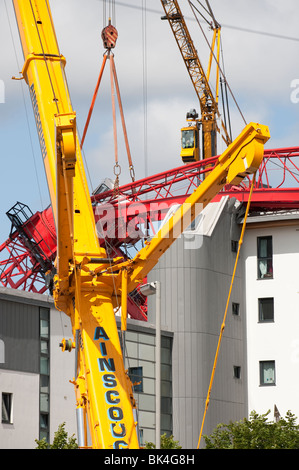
[1,146,299,317]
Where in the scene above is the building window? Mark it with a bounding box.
[40,307,50,442]
[231,240,238,253]
[232,302,240,316]
[258,298,274,322]
[139,428,144,447]
[128,366,143,393]
[260,360,276,386]
[2,393,13,424]
[233,366,241,379]
[257,236,273,279]
[125,331,172,443]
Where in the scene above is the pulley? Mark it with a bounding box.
[101,21,118,50]
[59,338,75,352]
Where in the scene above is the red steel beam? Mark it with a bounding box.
[1,146,299,303]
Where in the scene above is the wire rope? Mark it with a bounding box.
[4,0,44,209]
[97,1,299,43]
[197,173,256,449]
[103,0,116,26]
[28,0,60,115]
[142,0,148,179]
[188,0,247,127]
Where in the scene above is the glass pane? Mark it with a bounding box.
[141,427,155,446]
[138,410,155,428]
[138,394,155,412]
[40,307,49,321]
[129,366,143,392]
[161,397,172,414]
[142,377,155,395]
[40,393,49,412]
[232,303,240,316]
[40,356,49,375]
[139,344,155,361]
[126,341,138,358]
[182,129,194,149]
[260,361,275,385]
[139,360,155,378]
[139,333,155,346]
[41,340,49,355]
[161,347,171,364]
[125,331,138,342]
[40,319,49,338]
[161,413,172,430]
[40,413,49,429]
[161,336,172,349]
[257,237,273,279]
[39,430,49,442]
[2,393,12,423]
[258,259,273,279]
[259,298,274,321]
[161,380,172,396]
[40,375,49,393]
[258,238,268,258]
[161,363,171,381]
[125,358,138,370]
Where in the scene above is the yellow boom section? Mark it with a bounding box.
[13,0,139,449]
[160,0,231,158]
[122,122,270,292]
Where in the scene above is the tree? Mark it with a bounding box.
[145,433,181,449]
[35,422,78,449]
[203,410,299,449]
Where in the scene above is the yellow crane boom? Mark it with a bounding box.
[13,0,139,449]
[12,0,270,449]
[160,0,231,160]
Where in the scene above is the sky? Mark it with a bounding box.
[0,0,298,245]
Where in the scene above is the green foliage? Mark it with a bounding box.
[145,433,181,449]
[203,410,299,449]
[35,422,78,449]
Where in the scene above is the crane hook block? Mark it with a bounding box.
[101,24,118,50]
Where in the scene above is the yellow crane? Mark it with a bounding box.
[12,0,270,449]
[160,0,232,162]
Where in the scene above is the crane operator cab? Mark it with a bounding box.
[180,109,200,163]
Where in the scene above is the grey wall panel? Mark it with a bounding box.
[148,200,247,448]
[0,298,39,373]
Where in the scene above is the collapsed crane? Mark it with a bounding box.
[12,0,269,449]
[2,147,299,299]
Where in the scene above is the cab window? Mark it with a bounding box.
[181,129,195,149]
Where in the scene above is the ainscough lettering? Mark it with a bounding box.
[95,326,128,448]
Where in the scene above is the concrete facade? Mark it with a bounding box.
[0,287,172,448]
[148,197,248,448]
[243,214,299,421]
[2,202,299,449]
[0,287,76,448]
[0,370,40,448]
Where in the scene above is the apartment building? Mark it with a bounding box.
[243,211,299,420]
[0,286,172,448]
[1,200,299,448]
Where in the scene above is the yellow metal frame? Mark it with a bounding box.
[13,0,270,449]
[160,0,230,159]
[180,126,200,163]
[13,0,138,449]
